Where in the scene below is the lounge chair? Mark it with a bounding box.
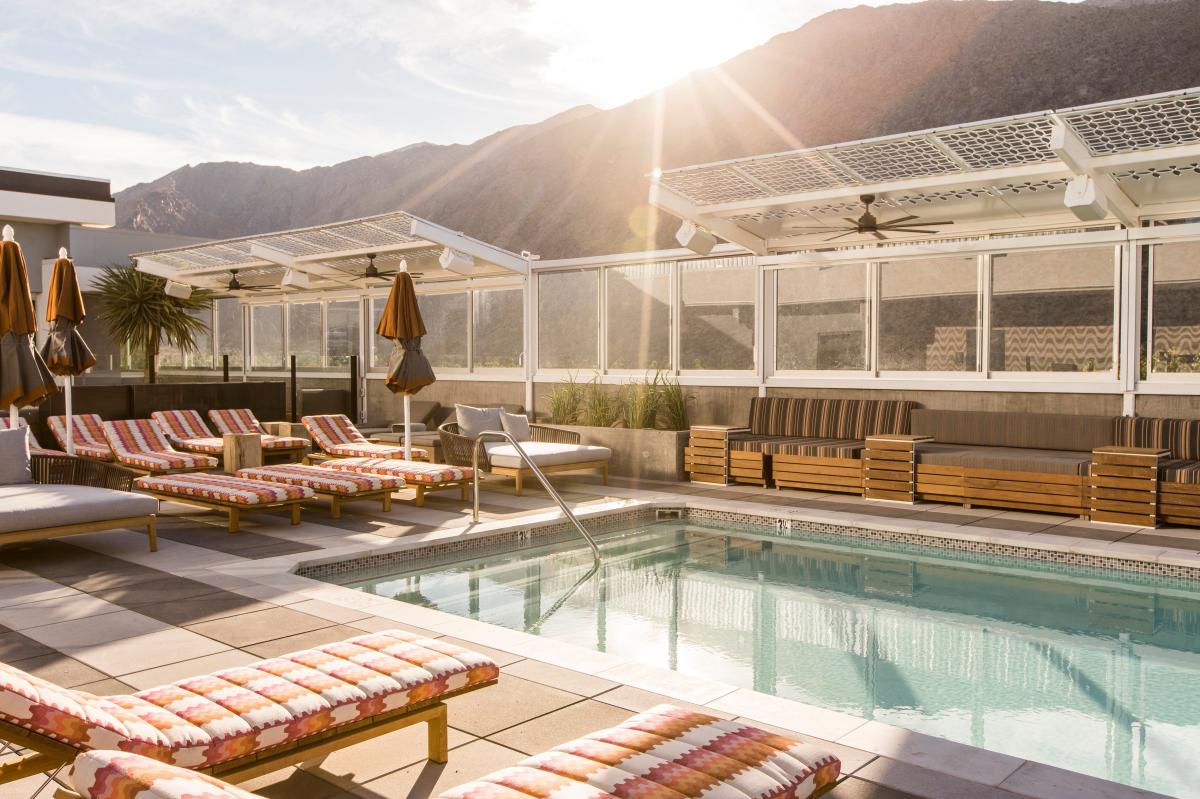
[134,472,312,532]
[302,413,427,461]
[151,409,225,455]
[0,629,499,787]
[67,704,841,799]
[321,457,472,506]
[207,408,308,457]
[48,413,114,461]
[0,417,63,455]
[103,419,217,474]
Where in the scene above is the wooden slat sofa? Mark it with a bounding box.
[1111,415,1200,527]
[723,397,917,492]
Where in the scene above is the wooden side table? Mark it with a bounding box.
[685,425,748,486]
[223,433,262,473]
[1089,446,1167,528]
[863,434,932,503]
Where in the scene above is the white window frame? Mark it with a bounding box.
[603,261,675,377]
[534,266,602,377]
[770,261,873,380]
[1138,223,1200,390]
[676,255,760,379]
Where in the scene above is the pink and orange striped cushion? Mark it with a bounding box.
[208,409,307,451]
[48,414,113,460]
[323,457,471,485]
[104,419,217,472]
[135,473,311,505]
[236,464,400,495]
[151,410,225,455]
[303,414,427,460]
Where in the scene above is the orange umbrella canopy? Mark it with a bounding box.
[41,256,97,377]
[376,272,434,396]
[0,239,56,407]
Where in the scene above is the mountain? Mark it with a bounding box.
[116,0,1200,258]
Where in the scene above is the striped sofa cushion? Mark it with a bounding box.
[1114,416,1200,461]
[1161,459,1200,484]
[104,420,217,473]
[746,397,915,439]
[730,435,864,458]
[48,414,113,460]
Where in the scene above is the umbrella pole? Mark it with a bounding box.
[65,376,74,456]
[403,394,412,460]
[7,405,15,429]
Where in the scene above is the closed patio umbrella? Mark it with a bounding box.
[0,225,56,428]
[41,248,96,455]
[376,266,434,458]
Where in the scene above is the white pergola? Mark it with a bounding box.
[133,210,530,293]
[650,87,1200,253]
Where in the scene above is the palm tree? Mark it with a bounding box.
[93,265,215,384]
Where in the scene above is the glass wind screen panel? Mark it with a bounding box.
[370,297,390,370]
[539,270,598,369]
[991,247,1115,373]
[288,303,322,368]
[473,288,523,369]
[418,292,468,369]
[325,300,360,368]
[776,264,867,371]
[1152,240,1200,373]
[680,260,755,371]
[159,306,212,369]
[216,298,243,369]
[879,256,979,372]
[250,304,285,370]
[606,263,670,370]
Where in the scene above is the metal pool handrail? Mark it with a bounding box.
[470,429,601,563]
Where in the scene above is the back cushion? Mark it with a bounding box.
[1114,416,1200,460]
[747,397,915,439]
[0,427,31,485]
[456,405,504,439]
[910,409,1116,451]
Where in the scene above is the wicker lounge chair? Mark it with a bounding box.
[0,629,499,787]
[103,419,217,475]
[302,413,427,461]
[439,420,609,495]
[66,704,841,799]
[47,413,114,461]
[207,408,308,457]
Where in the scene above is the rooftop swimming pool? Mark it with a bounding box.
[340,519,1200,796]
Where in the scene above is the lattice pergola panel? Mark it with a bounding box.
[659,167,769,205]
[828,137,962,183]
[934,117,1057,169]
[1064,94,1200,155]
[734,153,857,195]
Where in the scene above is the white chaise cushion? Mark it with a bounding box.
[0,485,158,534]
[484,441,611,470]
[456,405,503,439]
[499,411,531,442]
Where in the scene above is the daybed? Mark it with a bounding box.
[66,705,841,799]
[440,405,610,495]
[0,629,499,787]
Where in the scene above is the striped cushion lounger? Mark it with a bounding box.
[48,413,114,461]
[0,630,499,789]
[0,417,64,456]
[321,457,473,506]
[236,463,402,517]
[207,408,309,453]
[151,410,226,455]
[68,704,840,799]
[302,414,428,461]
[104,419,218,474]
[135,472,312,532]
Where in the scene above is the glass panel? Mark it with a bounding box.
[419,292,469,369]
[606,263,671,371]
[1152,240,1200,373]
[776,264,867,371]
[879,256,979,372]
[250,304,284,370]
[160,305,214,370]
[325,300,360,368]
[473,288,523,369]
[991,247,1115,372]
[680,259,755,371]
[539,270,598,369]
[288,302,322,368]
[370,297,391,370]
[216,298,243,369]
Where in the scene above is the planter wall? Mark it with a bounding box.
[550,425,688,482]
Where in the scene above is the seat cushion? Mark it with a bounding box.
[440,705,841,799]
[135,474,314,506]
[325,442,429,460]
[323,458,472,485]
[0,630,499,769]
[484,441,611,470]
[237,464,401,495]
[261,435,307,450]
[0,485,157,534]
[177,437,226,455]
[1162,459,1200,484]
[73,750,259,799]
[730,435,863,458]
[916,443,1091,475]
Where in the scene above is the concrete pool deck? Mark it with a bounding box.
[0,475,1187,799]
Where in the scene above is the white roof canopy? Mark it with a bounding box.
[651,88,1200,254]
[133,210,529,294]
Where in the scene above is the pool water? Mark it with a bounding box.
[344,521,1200,797]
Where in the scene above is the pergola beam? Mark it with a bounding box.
[409,218,529,274]
[1049,120,1138,227]
[649,183,768,255]
[249,243,361,288]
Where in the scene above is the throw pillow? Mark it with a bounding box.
[500,411,532,442]
[0,426,32,485]
[456,404,503,439]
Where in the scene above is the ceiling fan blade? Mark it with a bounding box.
[881,220,953,229]
[781,224,846,231]
[824,230,859,242]
[883,227,944,234]
[871,230,887,240]
[843,218,861,226]
[880,214,919,225]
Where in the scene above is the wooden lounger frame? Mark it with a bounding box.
[408,479,471,507]
[142,492,305,533]
[0,679,496,787]
[0,516,157,552]
[915,464,1088,517]
[493,461,609,497]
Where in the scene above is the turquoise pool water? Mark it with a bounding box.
[344,520,1200,797]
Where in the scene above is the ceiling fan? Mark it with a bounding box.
[782,194,951,242]
[224,269,273,292]
[356,253,400,283]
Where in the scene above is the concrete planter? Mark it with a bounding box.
[550,425,688,482]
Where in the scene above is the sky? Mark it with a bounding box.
[3,0,919,190]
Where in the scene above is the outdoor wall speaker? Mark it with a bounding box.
[164,280,192,299]
[281,268,310,289]
[1064,175,1108,222]
[439,247,475,275]
[676,220,717,255]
